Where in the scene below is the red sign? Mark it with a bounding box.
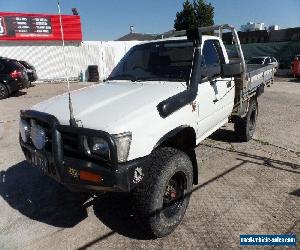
[0,12,82,41]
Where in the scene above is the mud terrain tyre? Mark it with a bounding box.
[132,147,193,238]
[234,98,258,142]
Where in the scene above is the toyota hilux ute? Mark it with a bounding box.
[19,25,275,238]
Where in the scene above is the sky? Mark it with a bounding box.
[0,0,299,41]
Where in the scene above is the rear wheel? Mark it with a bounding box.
[132,147,193,238]
[0,83,9,100]
[234,98,258,142]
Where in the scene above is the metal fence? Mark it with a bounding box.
[0,41,140,81]
[226,41,300,69]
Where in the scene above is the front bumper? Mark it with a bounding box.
[19,110,146,192]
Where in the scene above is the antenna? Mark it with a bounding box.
[57,0,77,127]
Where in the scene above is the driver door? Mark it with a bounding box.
[196,39,234,140]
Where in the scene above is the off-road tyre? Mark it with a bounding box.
[234,98,258,142]
[132,147,193,238]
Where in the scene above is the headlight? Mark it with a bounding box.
[83,136,110,160]
[19,119,30,143]
[112,132,132,163]
[88,137,110,159]
[30,120,47,150]
[82,132,132,163]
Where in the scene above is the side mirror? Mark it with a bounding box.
[222,63,243,77]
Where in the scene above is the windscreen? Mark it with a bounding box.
[108,40,194,82]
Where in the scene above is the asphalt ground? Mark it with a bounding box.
[0,79,299,249]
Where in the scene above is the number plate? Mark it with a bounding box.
[31,153,48,174]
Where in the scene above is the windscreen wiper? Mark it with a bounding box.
[107,74,137,82]
[136,77,187,82]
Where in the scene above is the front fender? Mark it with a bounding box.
[124,102,198,161]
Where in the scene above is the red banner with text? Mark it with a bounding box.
[0,12,82,41]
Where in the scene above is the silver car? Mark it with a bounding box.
[248,56,279,70]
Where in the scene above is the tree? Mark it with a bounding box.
[174,0,214,31]
[174,0,197,31]
[193,0,214,27]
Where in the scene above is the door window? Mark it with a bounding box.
[202,40,224,78]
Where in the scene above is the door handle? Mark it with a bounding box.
[227,81,232,88]
[210,80,216,86]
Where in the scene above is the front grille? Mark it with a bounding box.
[24,118,81,158]
[61,131,80,157]
[60,130,112,165]
[27,119,78,156]
[21,109,116,167]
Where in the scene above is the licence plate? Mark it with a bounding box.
[31,153,48,174]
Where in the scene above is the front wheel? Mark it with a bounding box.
[132,147,193,238]
[234,98,258,142]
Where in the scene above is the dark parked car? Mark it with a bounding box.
[0,58,29,99]
[18,60,38,83]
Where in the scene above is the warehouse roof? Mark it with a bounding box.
[116,32,158,41]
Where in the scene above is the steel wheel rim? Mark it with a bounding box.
[162,171,186,219]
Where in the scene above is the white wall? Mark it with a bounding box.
[0,40,140,81]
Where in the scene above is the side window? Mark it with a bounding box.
[213,40,225,64]
[202,40,224,78]
[202,40,220,66]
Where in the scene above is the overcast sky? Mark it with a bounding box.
[0,0,299,40]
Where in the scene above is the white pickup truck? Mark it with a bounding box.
[19,25,275,238]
